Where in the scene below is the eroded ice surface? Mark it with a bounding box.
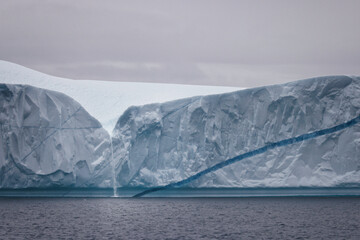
[0,84,112,188]
[112,76,360,188]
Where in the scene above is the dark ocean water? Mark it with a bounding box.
[0,197,359,239]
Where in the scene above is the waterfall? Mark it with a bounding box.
[110,136,118,197]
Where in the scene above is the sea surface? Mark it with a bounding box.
[0,197,359,239]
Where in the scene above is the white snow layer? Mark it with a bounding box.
[112,75,360,188]
[0,61,240,133]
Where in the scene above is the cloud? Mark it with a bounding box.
[36,61,207,84]
[0,0,359,87]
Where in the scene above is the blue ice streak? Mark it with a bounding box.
[133,114,360,197]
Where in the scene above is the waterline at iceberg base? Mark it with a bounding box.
[1,187,360,198]
[1,65,360,196]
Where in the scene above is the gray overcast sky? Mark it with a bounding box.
[1,0,359,87]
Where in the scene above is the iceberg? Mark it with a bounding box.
[1,60,360,191]
[112,76,360,188]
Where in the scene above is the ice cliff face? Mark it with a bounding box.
[2,75,360,189]
[112,76,360,188]
[0,84,112,188]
